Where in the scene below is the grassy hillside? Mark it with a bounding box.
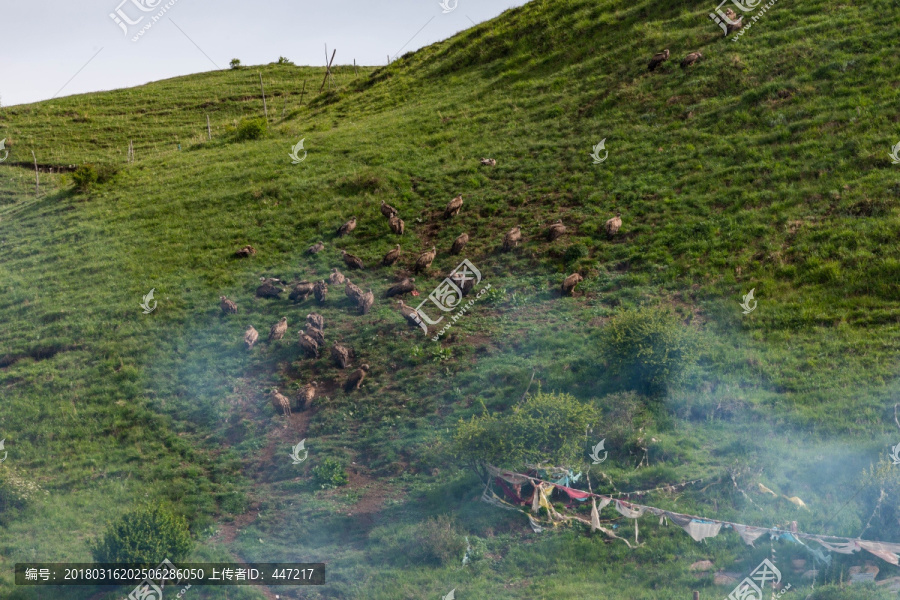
[2,0,900,598]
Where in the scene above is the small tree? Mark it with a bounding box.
[90,504,192,564]
[453,391,598,481]
[72,164,98,192]
[276,56,293,65]
[598,305,702,396]
[233,117,267,141]
[229,58,242,70]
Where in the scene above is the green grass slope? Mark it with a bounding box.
[2,0,900,598]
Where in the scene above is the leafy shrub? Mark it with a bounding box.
[233,117,267,141]
[229,58,241,69]
[598,306,702,396]
[72,164,98,192]
[90,504,192,564]
[313,458,349,489]
[453,391,599,470]
[0,467,47,523]
[564,243,589,263]
[276,56,293,65]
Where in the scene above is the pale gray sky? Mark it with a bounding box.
[0,0,529,107]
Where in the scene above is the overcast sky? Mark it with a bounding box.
[0,0,529,107]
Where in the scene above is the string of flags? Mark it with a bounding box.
[483,464,900,568]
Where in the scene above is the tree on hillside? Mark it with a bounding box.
[452,391,599,483]
[90,503,192,565]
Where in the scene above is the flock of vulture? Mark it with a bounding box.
[222,158,624,417]
[648,8,743,71]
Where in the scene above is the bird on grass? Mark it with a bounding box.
[331,343,352,368]
[386,277,416,298]
[314,280,328,304]
[345,280,364,303]
[305,327,325,347]
[561,273,584,296]
[337,216,357,237]
[397,300,422,328]
[382,244,402,267]
[547,220,566,241]
[289,281,315,303]
[450,233,469,255]
[605,212,622,238]
[306,312,325,330]
[681,52,702,68]
[235,245,256,258]
[414,247,437,274]
[389,216,405,235]
[256,277,283,299]
[271,389,291,417]
[268,317,288,342]
[298,330,319,358]
[380,200,399,219]
[297,382,317,411]
[648,49,670,71]
[329,267,346,285]
[220,296,238,314]
[341,249,364,270]
[502,227,522,251]
[244,325,259,349]
[358,288,375,315]
[480,158,497,167]
[307,241,325,255]
[344,364,370,392]
[444,195,463,218]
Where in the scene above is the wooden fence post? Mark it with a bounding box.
[258,72,268,121]
[31,150,39,197]
[692,591,700,600]
[206,115,211,140]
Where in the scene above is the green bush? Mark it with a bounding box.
[72,164,99,192]
[453,391,599,470]
[233,117,267,141]
[598,306,702,396]
[89,504,193,564]
[0,467,47,523]
[313,458,349,489]
[276,56,293,65]
[564,243,589,264]
[229,58,241,69]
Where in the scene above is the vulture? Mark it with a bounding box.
[220,296,238,314]
[389,216,405,235]
[235,245,256,258]
[244,325,259,349]
[547,219,567,241]
[380,200,399,219]
[414,247,437,274]
[297,382,317,411]
[341,249,364,270]
[314,280,328,304]
[681,52,702,68]
[648,49,670,71]
[561,273,584,296]
[358,288,375,315]
[289,281,315,303]
[305,326,325,347]
[307,241,325,255]
[480,158,497,167]
[306,312,325,330]
[726,17,743,33]
[345,280,364,303]
[268,317,288,342]
[329,267,346,286]
[271,389,292,416]
[331,343,352,369]
[450,271,475,297]
[386,277,416,298]
[382,244,402,266]
[398,300,422,328]
[450,233,469,255]
[298,330,319,358]
[344,364,370,392]
[725,7,738,19]
[605,212,623,238]
[337,216,357,237]
[256,277,283,299]
[502,227,522,251]
[444,195,464,219]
